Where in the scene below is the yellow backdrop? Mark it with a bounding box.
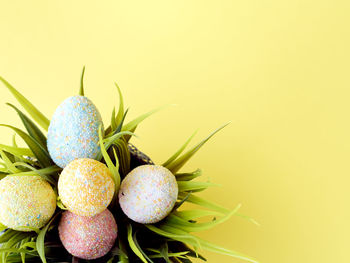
[0,1,349,262]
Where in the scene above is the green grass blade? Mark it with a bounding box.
[0,124,52,167]
[122,105,170,133]
[9,166,60,177]
[174,210,222,221]
[165,206,240,232]
[0,76,50,131]
[98,126,120,194]
[167,123,230,173]
[161,225,258,263]
[146,225,200,247]
[0,222,7,232]
[79,66,85,96]
[118,239,129,263]
[0,150,21,173]
[160,242,171,263]
[175,169,202,181]
[115,108,129,135]
[126,224,148,263]
[114,139,130,176]
[163,131,197,167]
[10,164,59,185]
[111,107,117,131]
[115,82,124,125]
[96,130,135,161]
[194,237,259,263]
[7,103,47,150]
[149,251,189,259]
[133,232,154,263]
[234,213,260,226]
[0,144,34,158]
[177,181,219,193]
[36,212,60,263]
[177,192,230,214]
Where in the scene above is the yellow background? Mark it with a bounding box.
[0,1,349,262]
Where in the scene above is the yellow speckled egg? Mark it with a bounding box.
[58,158,115,216]
[0,175,56,231]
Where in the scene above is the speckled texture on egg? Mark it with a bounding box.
[58,158,115,216]
[118,165,178,224]
[59,209,117,260]
[47,95,103,168]
[0,175,56,231]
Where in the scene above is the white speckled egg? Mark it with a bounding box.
[58,158,115,217]
[47,95,103,168]
[59,209,118,260]
[118,165,178,224]
[0,175,56,231]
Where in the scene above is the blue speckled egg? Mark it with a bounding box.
[47,96,103,168]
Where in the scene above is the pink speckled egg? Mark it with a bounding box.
[118,165,178,224]
[58,209,118,260]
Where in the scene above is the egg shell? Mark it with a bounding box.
[118,165,178,224]
[0,175,56,231]
[47,95,103,168]
[58,158,115,216]
[59,209,117,260]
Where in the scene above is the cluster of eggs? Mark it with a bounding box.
[0,95,178,260]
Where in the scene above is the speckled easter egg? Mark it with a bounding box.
[58,158,115,216]
[0,175,56,231]
[59,209,117,260]
[47,95,103,168]
[118,165,178,224]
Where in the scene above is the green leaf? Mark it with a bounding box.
[234,213,260,226]
[146,225,200,247]
[0,124,52,167]
[160,242,171,263]
[177,192,230,214]
[133,231,154,263]
[118,239,129,263]
[115,108,129,135]
[160,225,258,263]
[149,251,189,259]
[177,181,219,193]
[165,206,240,232]
[20,237,31,263]
[192,237,259,263]
[174,210,222,221]
[0,149,21,173]
[172,192,192,211]
[0,76,50,131]
[79,66,86,96]
[96,130,135,161]
[122,105,170,133]
[98,126,120,194]
[36,212,61,263]
[167,123,230,173]
[115,82,124,126]
[0,229,17,243]
[126,224,148,263]
[1,231,32,262]
[113,138,130,176]
[0,144,34,158]
[9,165,60,178]
[56,196,68,210]
[7,103,47,150]
[163,131,197,167]
[175,169,202,181]
[110,107,117,131]
[0,222,7,232]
